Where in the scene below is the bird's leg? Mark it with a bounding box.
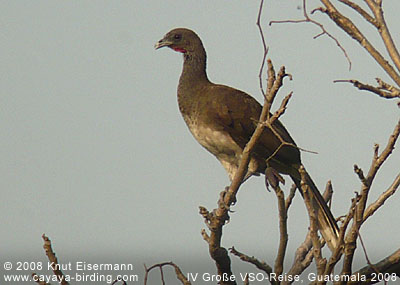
[218,186,236,213]
[265,167,285,191]
[218,171,254,210]
[243,171,254,183]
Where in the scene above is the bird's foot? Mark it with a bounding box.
[218,186,236,213]
[265,167,285,191]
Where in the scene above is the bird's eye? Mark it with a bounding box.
[174,34,182,40]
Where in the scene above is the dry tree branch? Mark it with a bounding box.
[230,180,294,283]
[33,234,69,285]
[341,119,400,277]
[243,275,250,285]
[32,274,49,285]
[282,182,333,284]
[230,247,275,279]
[324,192,359,276]
[376,78,400,96]
[285,184,297,211]
[269,0,352,69]
[364,0,400,73]
[257,0,269,98]
[357,230,375,273]
[111,279,127,285]
[144,262,191,285]
[334,79,400,99]
[272,183,288,276]
[347,248,400,284]
[299,166,327,277]
[363,172,400,220]
[283,231,314,285]
[318,0,400,86]
[313,0,400,102]
[337,0,377,27]
[358,119,400,226]
[265,0,399,282]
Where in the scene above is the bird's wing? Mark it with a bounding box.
[203,85,301,171]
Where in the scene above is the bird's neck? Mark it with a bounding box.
[179,49,209,88]
[177,48,210,120]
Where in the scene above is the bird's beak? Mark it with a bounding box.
[154,38,173,50]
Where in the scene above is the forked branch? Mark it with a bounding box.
[144,262,190,285]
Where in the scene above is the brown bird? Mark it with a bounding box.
[155,28,339,251]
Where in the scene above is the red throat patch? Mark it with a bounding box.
[172,47,187,53]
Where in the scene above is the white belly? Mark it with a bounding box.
[186,122,257,180]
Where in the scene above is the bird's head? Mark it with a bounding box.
[154,28,203,54]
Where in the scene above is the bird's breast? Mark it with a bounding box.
[186,121,240,156]
[185,119,261,180]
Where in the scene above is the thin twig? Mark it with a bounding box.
[299,166,326,276]
[364,0,400,74]
[285,184,297,210]
[32,273,49,285]
[347,248,400,284]
[341,119,400,277]
[334,79,400,99]
[337,0,377,27]
[283,182,334,283]
[111,279,127,285]
[269,0,352,69]
[363,173,400,220]
[41,234,69,285]
[324,193,358,276]
[230,247,277,285]
[318,0,400,86]
[256,0,269,98]
[272,183,288,276]
[144,262,191,285]
[357,230,375,271]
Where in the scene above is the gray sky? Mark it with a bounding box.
[1,0,399,283]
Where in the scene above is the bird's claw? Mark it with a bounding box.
[218,187,236,212]
[265,167,285,190]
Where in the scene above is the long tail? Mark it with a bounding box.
[291,170,339,252]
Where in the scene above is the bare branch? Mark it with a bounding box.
[144,262,191,285]
[341,119,400,276]
[40,234,69,285]
[261,0,400,281]
[230,247,276,285]
[257,0,269,98]
[318,0,400,86]
[334,79,400,99]
[269,0,352,69]
[283,231,314,285]
[364,0,400,73]
[376,78,400,96]
[353,164,367,185]
[32,273,49,285]
[284,181,334,282]
[324,193,358,276]
[111,279,127,285]
[272,183,288,276]
[337,0,377,27]
[357,230,375,272]
[347,248,400,284]
[299,166,327,276]
[363,173,400,220]
[285,184,297,210]
[266,58,276,95]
